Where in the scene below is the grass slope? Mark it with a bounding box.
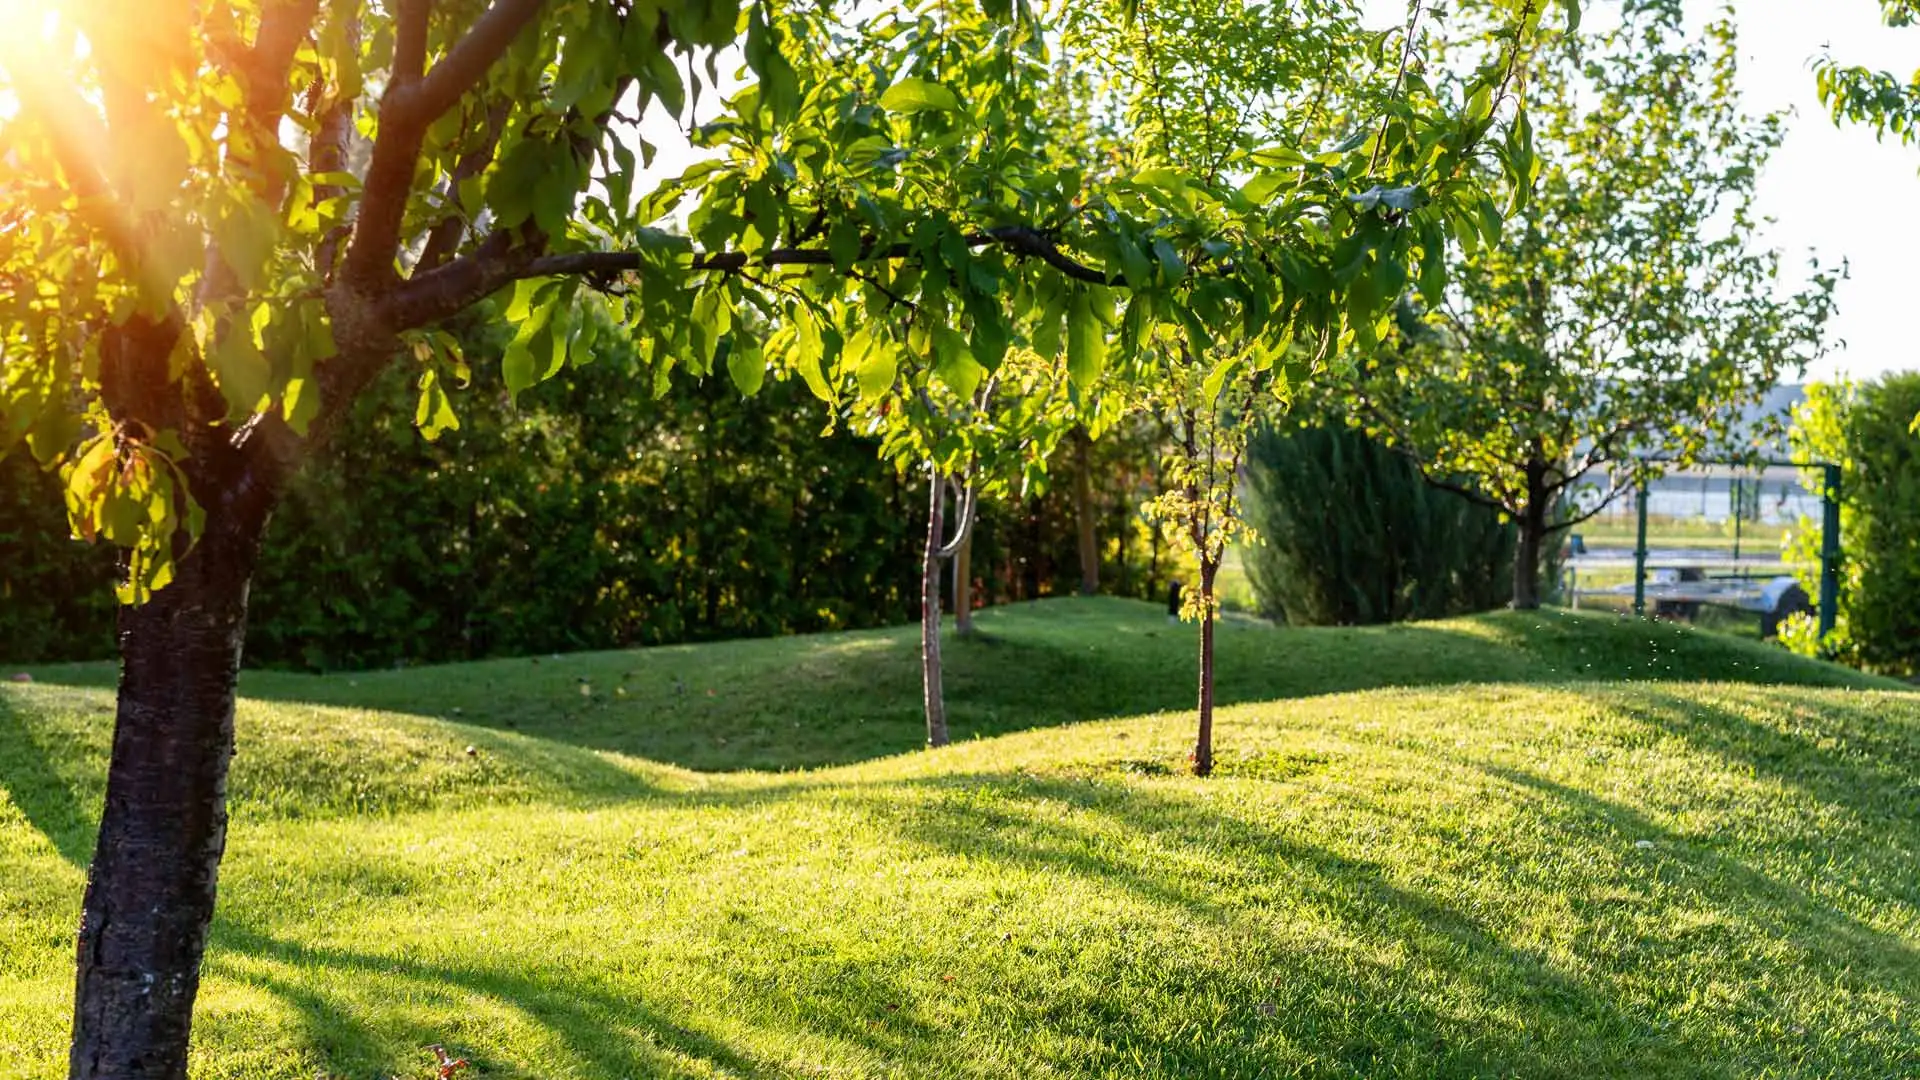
[2,599,1915,1078]
[23,598,1891,772]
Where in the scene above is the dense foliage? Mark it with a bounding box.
[1784,375,1920,677]
[0,343,1172,670]
[0,451,117,663]
[1242,423,1517,625]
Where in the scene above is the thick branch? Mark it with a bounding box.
[521,226,1113,285]
[392,0,546,124]
[244,0,323,130]
[937,481,978,561]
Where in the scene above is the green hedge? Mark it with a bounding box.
[0,332,1169,668]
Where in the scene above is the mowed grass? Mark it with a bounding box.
[2,598,1917,1078]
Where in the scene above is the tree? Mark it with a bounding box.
[1242,421,1519,625]
[1347,0,1838,610]
[0,0,1550,1070]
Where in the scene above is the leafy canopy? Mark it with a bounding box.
[0,0,1553,605]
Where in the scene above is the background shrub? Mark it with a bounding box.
[1786,374,1920,677]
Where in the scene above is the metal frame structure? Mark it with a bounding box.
[1624,459,1840,638]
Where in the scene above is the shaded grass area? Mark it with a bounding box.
[18,598,1893,773]
[3,600,1915,1078]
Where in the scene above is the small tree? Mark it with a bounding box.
[1349,1,1838,609]
[1063,0,1554,772]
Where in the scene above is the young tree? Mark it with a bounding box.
[0,0,1551,1070]
[1348,1,1838,609]
[1062,0,1553,772]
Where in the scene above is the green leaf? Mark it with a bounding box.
[1066,288,1107,390]
[879,78,961,113]
[828,219,864,273]
[1201,354,1242,403]
[208,328,269,416]
[932,326,986,399]
[414,368,459,442]
[1152,239,1186,283]
[727,335,767,396]
[792,312,840,403]
[849,329,897,400]
[502,339,536,400]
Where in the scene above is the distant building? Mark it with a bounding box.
[1576,385,1821,526]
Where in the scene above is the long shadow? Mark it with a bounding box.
[0,687,97,866]
[210,921,782,1080]
[1479,761,1920,976]
[1615,685,1920,861]
[834,769,1920,1077]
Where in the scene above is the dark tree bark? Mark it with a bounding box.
[953,524,975,638]
[1512,457,1550,611]
[1071,427,1099,596]
[1193,557,1219,778]
[69,351,286,1078]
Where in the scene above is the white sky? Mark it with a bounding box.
[638,2,1916,382]
[1722,0,1916,382]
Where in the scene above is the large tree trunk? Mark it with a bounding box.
[69,487,272,1079]
[1193,558,1219,777]
[1511,462,1549,611]
[921,470,949,748]
[1071,427,1099,596]
[1512,522,1543,611]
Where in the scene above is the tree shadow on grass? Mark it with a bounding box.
[209,921,785,1080]
[823,768,1920,1077]
[0,688,98,867]
[1613,685,1920,863]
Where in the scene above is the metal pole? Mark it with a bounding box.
[1819,463,1841,639]
[1633,481,1649,618]
[1731,476,1743,562]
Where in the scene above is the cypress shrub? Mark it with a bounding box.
[1242,423,1518,624]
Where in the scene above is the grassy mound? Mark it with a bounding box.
[2,600,1915,1078]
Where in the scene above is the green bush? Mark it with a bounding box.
[1785,374,1920,677]
[0,451,117,664]
[1242,424,1518,625]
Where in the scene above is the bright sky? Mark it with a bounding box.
[1357,0,1916,382]
[1721,0,1916,382]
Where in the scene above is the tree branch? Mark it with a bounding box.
[343,0,544,287]
[415,97,512,272]
[384,225,1111,334]
[392,0,546,124]
[391,0,431,91]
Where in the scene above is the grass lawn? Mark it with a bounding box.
[3,599,1916,1078]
